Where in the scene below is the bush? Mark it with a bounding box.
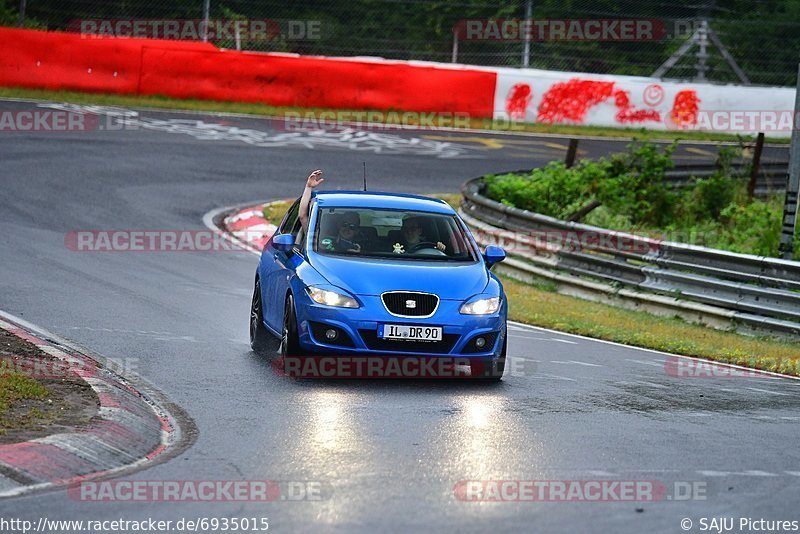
[481,140,800,258]
[484,161,596,220]
[675,146,749,226]
[594,141,677,227]
[485,141,678,225]
[716,199,784,256]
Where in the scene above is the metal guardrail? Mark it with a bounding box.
[460,177,800,338]
[666,160,789,196]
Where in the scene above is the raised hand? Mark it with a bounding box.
[306,169,324,189]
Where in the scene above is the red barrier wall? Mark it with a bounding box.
[0,27,216,95]
[0,28,496,117]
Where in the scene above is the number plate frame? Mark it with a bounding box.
[378,324,443,342]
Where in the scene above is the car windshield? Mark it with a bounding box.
[313,207,477,262]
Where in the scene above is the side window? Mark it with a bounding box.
[277,198,309,252]
[279,199,300,236]
[291,216,305,252]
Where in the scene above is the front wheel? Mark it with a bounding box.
[279,293,301,358]
[250,279,270,354]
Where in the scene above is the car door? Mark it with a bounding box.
[264,199,306,331]
[263,199,300,331]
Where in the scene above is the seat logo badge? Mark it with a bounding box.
[405,300,417,309]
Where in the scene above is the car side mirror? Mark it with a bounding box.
[483,245,506,268]
[273,233,295,252]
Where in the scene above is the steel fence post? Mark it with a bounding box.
[779,64,800,260]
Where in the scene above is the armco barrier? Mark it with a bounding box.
[0,27,495,117]
[665,161,789,196]
[460,177,800,338]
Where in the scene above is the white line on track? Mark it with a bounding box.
[746,387,790,396]
[509,333,579,344]
[625,358,667,368]
[530,374,577,382]
[549,360,604,367]
[634,381,669,389]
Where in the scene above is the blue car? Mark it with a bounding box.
[249,191,508,380]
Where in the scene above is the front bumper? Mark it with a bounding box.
[294,294,506,359]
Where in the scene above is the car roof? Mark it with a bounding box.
[312,190,455,215]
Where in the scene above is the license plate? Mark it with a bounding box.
[379,324,442,341]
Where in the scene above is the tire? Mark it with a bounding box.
[469,330,506,381]
[249,279,271,354]
[279,293,301,358]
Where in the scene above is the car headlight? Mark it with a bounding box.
[306,286,359,308]
[460,296,501,315]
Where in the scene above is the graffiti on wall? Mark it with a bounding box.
[504,78,700,128]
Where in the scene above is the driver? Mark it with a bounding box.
[392,216,446,254]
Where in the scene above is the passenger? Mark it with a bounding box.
[299,169,361,253]
[299,169,324,233]
[322,211,362,253]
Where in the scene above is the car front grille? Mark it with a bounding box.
[381,291,439,317]
[359,330,459,354]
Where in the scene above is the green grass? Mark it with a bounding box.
[262,200,293,226]
[1,86,787,144]
[254,193,800,376]
[0,372,48,412]
[501,276,800,375]
[0,369,51,431]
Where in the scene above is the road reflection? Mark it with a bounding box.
[310,390,351,451]
[447,394,535,476]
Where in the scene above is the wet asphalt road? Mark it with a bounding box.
[0,99,798,533]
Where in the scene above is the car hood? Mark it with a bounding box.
[310,254,489,299]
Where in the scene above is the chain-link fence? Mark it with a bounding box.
[3,0,799,87]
